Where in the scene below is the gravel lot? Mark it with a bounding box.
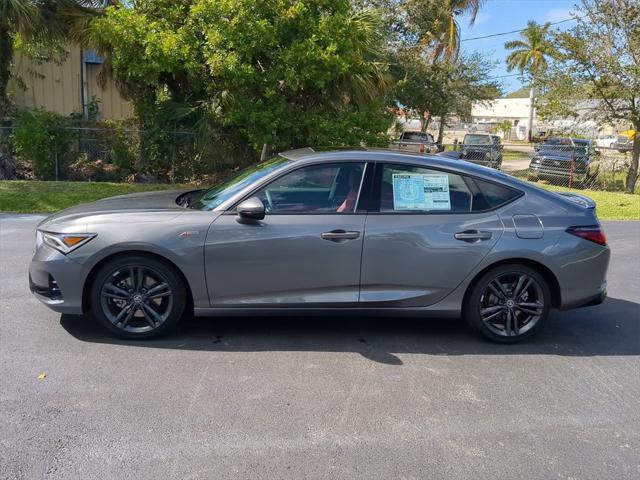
[1,215,639,480]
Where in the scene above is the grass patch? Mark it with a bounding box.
[502,149,528,162]
[0,180,189,214]
[536,184,639,220]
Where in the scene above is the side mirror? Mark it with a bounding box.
[236,197,265,220]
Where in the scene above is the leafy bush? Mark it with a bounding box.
[10,110,72,180]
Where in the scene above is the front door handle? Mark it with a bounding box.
[454,230,492,242]
[321,230,361,242]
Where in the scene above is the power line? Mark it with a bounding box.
[461,16,583,42]
[487,73,521,80]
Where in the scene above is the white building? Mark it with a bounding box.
[471,98,534,141]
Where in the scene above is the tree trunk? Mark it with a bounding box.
[626,126,639,194]
[437,115,446,145]
[420,113,431,133]
[0,22,14,120]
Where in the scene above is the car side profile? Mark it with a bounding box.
[30,149,610,343]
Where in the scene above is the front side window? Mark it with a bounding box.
[380,164,472,213]
[254,163,365,214]
[191,156,290,210]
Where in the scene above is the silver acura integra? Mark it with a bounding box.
[30,149,610,343]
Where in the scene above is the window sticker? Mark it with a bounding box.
[392,173,451,211]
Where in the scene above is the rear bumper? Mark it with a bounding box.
[560,281,607,310]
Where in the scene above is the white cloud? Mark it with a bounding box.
[545,7,574,23]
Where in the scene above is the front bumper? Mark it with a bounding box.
[29,245,87,314]
[528,164,587,183]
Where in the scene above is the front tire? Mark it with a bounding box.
[464,264,551,343]
[90,255,187,339]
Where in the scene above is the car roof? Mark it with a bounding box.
[278,148,513,182]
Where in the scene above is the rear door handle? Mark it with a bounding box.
[321,230,361,241]
[454,230,492,242]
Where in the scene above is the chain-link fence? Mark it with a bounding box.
[392,138,637,193]
[0,125,257,184]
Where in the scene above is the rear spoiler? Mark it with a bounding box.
[555,191,596,209]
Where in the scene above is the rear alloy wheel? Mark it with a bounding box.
[90,255,186,339]
[465,264,551,343]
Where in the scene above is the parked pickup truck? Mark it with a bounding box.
[390,131,440,154]
[528,138,600,187]
[459,133,503,169]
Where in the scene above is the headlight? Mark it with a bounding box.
[39,231,96,254]
[531,157,541,164]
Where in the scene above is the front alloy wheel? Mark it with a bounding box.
[91,255,186,339]
[466,264,550,343]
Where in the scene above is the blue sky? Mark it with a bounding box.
[460,0,579,94]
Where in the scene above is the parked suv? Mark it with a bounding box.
[392,131,439,154]
[528,138,600,187]
[459,133,503,169]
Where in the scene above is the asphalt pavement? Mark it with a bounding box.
[1,215,639,479]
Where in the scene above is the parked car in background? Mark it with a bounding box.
[391,131,439,154]
[459,133,503,169]
[594,135,617,149]
[528,138,600,187]
[614,130,636,153]
[30,148,609,344]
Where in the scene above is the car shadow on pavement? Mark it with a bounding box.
[59,297,639,365]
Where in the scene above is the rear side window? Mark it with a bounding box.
[472,178,521,211]
[379,164,472,213]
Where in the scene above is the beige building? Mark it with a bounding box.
[8,44,132,120]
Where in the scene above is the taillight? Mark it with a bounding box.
[566,225,607,246]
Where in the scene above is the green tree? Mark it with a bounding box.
[504,21,556,141]
[537,0,639,193]
[91,0,393,155]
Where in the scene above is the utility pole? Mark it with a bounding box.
[527,86,535,142]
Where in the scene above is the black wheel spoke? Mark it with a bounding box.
[481,305,505,322]
[504,309,513,335]
[146,282,170,299]
[515,276,532,300]
[136,267,144,290]
[141,303,162,326]
[488,280,507,300]
[114,303,134,324]
[516,302,543,315]
[104,283,130,299]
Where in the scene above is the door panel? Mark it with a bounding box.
[360,213,503,306]
[205,214,365,306]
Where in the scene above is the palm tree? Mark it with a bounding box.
[505,21,556,141]
[0,1,112,119]
[432,0,484,62]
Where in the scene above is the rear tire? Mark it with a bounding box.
[90,255,187,339]
[464,264,551,343]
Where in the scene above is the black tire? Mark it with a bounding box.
[464,264,551,344]
[90,254,187,339]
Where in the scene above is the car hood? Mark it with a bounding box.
[39,189,189,230]
[536,150,587,160]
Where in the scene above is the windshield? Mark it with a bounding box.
[463,135,492,145]
[190,156,290,210]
